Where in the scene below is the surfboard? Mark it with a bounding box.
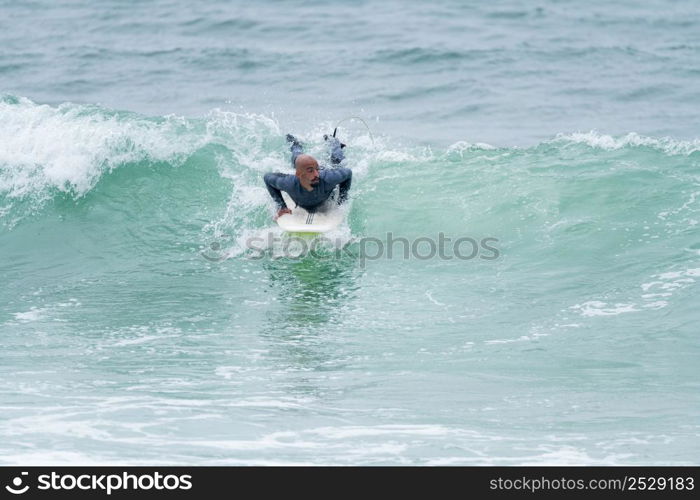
[276,192,344,233]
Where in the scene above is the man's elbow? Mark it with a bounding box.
[339,169,352,186]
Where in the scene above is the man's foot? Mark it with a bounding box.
[324,133,346,166]
[323,134,346,149]
[286,134,302,147]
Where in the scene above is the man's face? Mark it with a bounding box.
[299,163,320,186]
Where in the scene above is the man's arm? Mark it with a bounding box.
[264,173,290,209]
[323,168,352,205]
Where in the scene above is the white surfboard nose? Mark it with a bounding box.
[277,192,344,233]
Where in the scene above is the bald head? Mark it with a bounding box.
[294,154,320,190]
[294,154,318,171]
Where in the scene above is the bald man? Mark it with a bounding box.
[263,134,352,219]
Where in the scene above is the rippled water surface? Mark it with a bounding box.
[1,0,699,464]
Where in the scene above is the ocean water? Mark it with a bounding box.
[1,0,699,465]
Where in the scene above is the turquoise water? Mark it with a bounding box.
[1,0,699,465]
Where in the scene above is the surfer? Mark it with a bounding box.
[264,133,352,219]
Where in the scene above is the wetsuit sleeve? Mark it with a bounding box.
[338,173,352,204]
[323,168,352,204]
[264,173,290,209]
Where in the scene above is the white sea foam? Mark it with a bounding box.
[0,97,197,200]
[0,97,292,234]
[658,191,700,220]
[446,140,498,155]
[306,424,450,439]
[110,334,174,347]
[570,301,639,317]
[551,131,700,155]
[12,307,46,322]
[572,266,697,318]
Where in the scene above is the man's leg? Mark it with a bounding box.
[286,134,304,168]
[324,135,345,166]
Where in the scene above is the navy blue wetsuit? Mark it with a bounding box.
[264,137,352,211]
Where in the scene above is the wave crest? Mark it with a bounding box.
[549,131,700,155]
